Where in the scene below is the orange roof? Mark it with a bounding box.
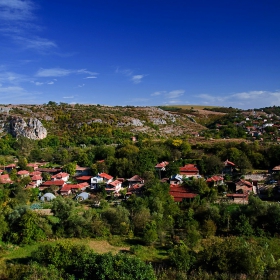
[224,159,235,166]
[17,170,30,175]
[31,175,42,181]
[179,164,199,172]
[155,161,169,168]
[76,176,92,181]
[99,173,113,180]
[41,180,65,186]
[0,174,12,183]
[51,172,69,180]
[127,175,143,182]
[108,180,122,187]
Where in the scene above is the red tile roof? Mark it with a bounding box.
[31,175,42,181]
[41,180,65,186]
[206,176,224,182]
[169,184,197,201]
[51,172,69,180]
[155,161,169,168]
[224,159,235,166]
[17,170,30,175]
[127,175,143,182]
[0,174,12,183]
[108,180,122,187]
[76,176,92,181]
[99,172,113,180]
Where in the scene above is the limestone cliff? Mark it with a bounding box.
[8,117,47,140]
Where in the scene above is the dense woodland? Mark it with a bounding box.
[2,104,280,279]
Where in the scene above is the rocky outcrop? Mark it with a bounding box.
[8,117,47,140]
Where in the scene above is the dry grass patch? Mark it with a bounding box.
[87,240,130,254]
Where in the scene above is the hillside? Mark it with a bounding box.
[0,103,211,143]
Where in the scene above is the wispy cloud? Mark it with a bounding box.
[36,68,98,78]
[77,84,85,88]
[166,89,185,99]
[0,71,28,84]
[131,75,144,84]
[36,68,72,77]
[14,36,57,50]
[0,84,41,104]
[63,96,75,99]
[116,67,145,84]
[196,90,280,109]
[0,0,57,52]
[0,0,35,22]
[151,91,165,96]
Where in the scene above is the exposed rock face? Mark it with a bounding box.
[8,117,47,140]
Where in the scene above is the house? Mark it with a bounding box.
[31,174,43,187]
[0,174,12,184]
[169,174,183,185]
[1,164,16,173]
[272,165,280,173]
[169,184,198,202]
[37,168,62,176]
[75,165,91,176]
[27,163,39,170]
[206,175,224,186]
[17,170,30,177]
[226,193,248,203]
[155,161,169,171]
[76,175,92,184]
[106,180,122,194]
[39,180,65,191]
[155,161,169,179]
[60,183,88,195]
[30,170,42,176]
[51,172,69,182]
[235,179,253,193]
[60,185,72,196]
[179,164,199,177]
[223,159,236,174]
[126,183,144,197]
[127,175,144,188]
[91,172,113,189]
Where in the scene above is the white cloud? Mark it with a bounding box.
[77,69,98,76]
[77,84,85,88]
[0,0,57,53]
[166,89,185,99]
[151,91,166,96]
[116,67,146,84]
[63,96,74,99]
[36,68,98,78]
[84,76,97,79]
[14,36,57,50]
[36,68,72,77]
[0,0,34,21]
[47,81,54,85]
[196,90,280,109]
[34,81,43,86]
[0,71,27,84]
[0,84,40,103]
[131,75,144,84]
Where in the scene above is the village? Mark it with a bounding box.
[1,157,279,206]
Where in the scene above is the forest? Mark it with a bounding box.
[1,104,280,279]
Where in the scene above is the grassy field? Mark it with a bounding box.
[1,237,169,263]
[165,105,219,110]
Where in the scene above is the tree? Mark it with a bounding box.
[169,242,195,272]
[143,221,158,245]
[64,161,77,176]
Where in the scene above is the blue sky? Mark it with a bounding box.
[0,0,280,109]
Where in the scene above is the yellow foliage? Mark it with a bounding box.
[172,139,183,147]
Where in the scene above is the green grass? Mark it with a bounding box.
[130,244,169,262]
